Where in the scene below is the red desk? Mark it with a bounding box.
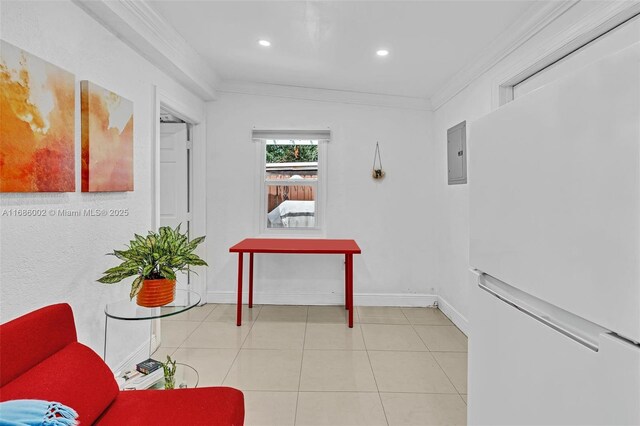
[229,238,362,327]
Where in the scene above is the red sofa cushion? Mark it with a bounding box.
[1,303,244,425]
[0,342,119,425]
[95,387,245,426]
[0,303,77,386]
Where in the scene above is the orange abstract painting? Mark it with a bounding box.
[0,41,75,192]
[81,81,133,192]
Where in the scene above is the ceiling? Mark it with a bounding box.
[150,1,536,99]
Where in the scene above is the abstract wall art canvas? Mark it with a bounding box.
[0,40,76,192]
[81,81,133,192]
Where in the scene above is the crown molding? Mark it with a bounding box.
[73,0,219,100]
[218,80,432,111]
[430,1,578,111]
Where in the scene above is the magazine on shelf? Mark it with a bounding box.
[116,367,163,390]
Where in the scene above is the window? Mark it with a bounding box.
[253,130,329,234]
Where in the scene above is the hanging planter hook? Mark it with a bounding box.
[372,142,385,180]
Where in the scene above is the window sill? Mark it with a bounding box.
[257,228,326,239]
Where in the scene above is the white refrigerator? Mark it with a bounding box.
[468,42,640,425]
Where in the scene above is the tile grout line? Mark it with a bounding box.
[170,305,468,424]
[181,305,466,422]
[409,309,458,391]
[408,307,465,401]
[293,306,309,426]
[161,303,213,323]
[409,313,434,352]
[364,307,407,426]
[296,389,459,394]
[174,317,206,348]
[154,307,217,381]
[220,306,260,386]
[431,351,465,401]
[154,305,214,357]
[294,389,458,394]
[200,302,220,322]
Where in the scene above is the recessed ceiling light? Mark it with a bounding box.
[258,40,271,47]
[376,49,389,57]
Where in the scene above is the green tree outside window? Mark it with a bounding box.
[266,144,318,163]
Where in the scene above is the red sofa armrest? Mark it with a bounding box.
[0,303,77,386]
[1,342,120,425]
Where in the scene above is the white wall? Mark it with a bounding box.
[0,0,205,368]
[207,93,436,306]
[432,2,640,331]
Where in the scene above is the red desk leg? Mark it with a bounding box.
[345,256,349,310]
[237,252,243,326]
[347,253,353,328]
[249,252,254,309]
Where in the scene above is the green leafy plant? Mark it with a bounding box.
[162,355,177,390]
[97,225,207,299]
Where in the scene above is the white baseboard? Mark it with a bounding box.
[111,338,151,374]
[207,291,437,307]
[437,295,469,336]
[206,291,467,334]
[356,293,437,307]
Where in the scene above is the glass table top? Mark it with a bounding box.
[104,289,201,321]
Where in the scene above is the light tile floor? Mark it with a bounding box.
[155,304,467,426]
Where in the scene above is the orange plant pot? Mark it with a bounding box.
[136,278,176,307]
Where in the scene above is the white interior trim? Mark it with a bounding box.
[152,86,207,300]
[110,337,151,373]
[256,138,328,238]
[358,293,439,308]
[493,1,640,108]
[204,290,465,332]
[207,291,438,308]
[73,0,219,100]
[430,1,577,111]
[253,129,331,140]
[437,296,469,337]
[150,87,207,350]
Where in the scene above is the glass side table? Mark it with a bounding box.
[103,289,201,363]
[148,363,199,390]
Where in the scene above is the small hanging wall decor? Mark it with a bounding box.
[372,142,385,180]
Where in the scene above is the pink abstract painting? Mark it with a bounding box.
[81,80,133,192]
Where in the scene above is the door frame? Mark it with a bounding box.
[152,86,207,302]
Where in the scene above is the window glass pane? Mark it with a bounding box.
[266,184,316,228]
[266,140,318,181]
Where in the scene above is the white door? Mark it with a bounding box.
[160,122,190,305]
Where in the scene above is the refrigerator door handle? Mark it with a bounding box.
[478,273,610,352]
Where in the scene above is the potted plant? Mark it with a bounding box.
[98,225,207,307]
[162,355,177,390]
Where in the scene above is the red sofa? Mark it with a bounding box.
[0,303,244,425]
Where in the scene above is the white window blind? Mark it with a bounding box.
[252,129,331,142]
